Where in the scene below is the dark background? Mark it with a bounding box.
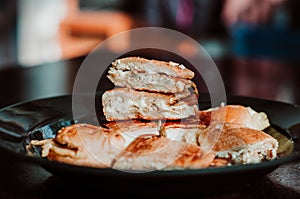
[1,0,300,105]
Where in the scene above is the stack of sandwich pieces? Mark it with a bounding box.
[28,57,279,171]
[102,56,199,121]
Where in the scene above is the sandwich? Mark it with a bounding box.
[102,87,199,121]
[112,134,216,171]
[107,56,196,94]
[201,104,270,130]
[28,123,126,168]
[158,104,277,165]
[198,123,278,164]
[160,104,271,145]
[102,56,199,121]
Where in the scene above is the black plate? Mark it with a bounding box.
[0,94,299,193]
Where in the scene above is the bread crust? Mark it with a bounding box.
[47,124,126,168]
[201,105,270,130]
[112,57,195,79]
[112,134,215,171]
[198,124,278,164]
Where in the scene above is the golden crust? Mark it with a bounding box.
[54,123,103,149]
[103,120,160,134]
[197,123,278,164]
[48,123,126,168]
[112,134,215,171]
[112,56,195,79]
[201,105,253,127]
[199,124,277,152]
[48,148,107,168]
[199,105,270,130]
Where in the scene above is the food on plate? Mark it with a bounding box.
[107,57,196,95]
[198,123,278,164]
[28,104,278,169]
[159,104,271,145]
[27,56,279,171]
[28,123,125,168]
[102,56,199,121]
[28,123,216,170]
[108,57,198,94]
[112,134,215,171]
[201,104,270,130]
[102,87,198,121]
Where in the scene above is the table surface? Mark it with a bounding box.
[0,55,300,198]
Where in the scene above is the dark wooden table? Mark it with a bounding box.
[0,55,299,198]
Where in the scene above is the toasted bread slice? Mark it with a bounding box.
[112,134,215,171]
[198,123,278,164]
[202,105,270,130]
[111,56,194,79]
[31,124,126,168]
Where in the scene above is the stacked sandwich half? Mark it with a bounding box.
[102,56,199,121]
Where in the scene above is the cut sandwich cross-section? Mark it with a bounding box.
[102,56,199,121]
[102,87,199,121]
